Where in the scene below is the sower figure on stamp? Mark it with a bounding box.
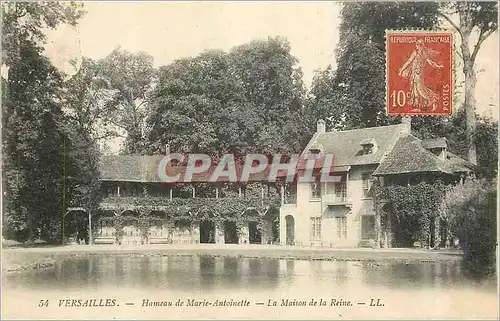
[398,39,443,112]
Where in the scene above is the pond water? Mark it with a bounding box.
[2,255,498,319]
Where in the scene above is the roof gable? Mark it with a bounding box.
[303,123,410,166]
[99,155,298,183]
[373,135,474,176]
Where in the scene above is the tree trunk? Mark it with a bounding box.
[459,9,478,165]
[386,210,392,248]
[27,209,36,242]
[463,61,477,165]
[373,200,383,248]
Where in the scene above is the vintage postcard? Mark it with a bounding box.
[1,1,499,320]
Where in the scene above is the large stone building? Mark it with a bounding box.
[66,156,283,246]
[279,120,474,248]
[66,120,473,248]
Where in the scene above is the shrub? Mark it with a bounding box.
[440,178,497,277]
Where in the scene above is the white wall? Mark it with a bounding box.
[279,164,379,247]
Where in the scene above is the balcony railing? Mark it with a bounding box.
[323,194,349,204]
[100,195,281,212]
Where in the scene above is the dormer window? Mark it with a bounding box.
[359,138,377,155]
[308,143,323,155]
[362,144,373,155]
[429,148,442,157]
[422,138,447,161]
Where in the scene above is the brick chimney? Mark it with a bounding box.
[317,119,326,134]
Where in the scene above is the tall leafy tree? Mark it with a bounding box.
[62,58,113,224]
[443,108,498,180]
[2,2,85,242]
[146,37,308,160]
[229,37,308,153]
[313,2,440,130]
[440,178,496,277]
[3,45,67,241]
[64,57,118,142]
[439,2,498,165]
[97,48,156,154]
[147,50,236,158]
[306,66,346,132]
[2,2,84,67]
[310,2,498,179]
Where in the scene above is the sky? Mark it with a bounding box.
[43,1,498,122]
[44,1,340,87]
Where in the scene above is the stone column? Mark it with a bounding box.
[215,222,225,244]
[261,219,273,244]
[192,220,200,244]
[386,211,392,248]
[238,223,250,244]
[88,209,93,246]
[375,208,382,249]
[279,210,286,246]
[167,221,175,243]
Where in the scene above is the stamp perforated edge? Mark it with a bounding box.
[385,29,456,117]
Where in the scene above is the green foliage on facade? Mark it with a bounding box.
[375,181,446,248]
[374,177,497,278]
[100,196,279,223]
[96,196,280,244]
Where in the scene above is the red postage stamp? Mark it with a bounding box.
[386,30,453,116]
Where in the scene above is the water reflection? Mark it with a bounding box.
[3,254,494,293]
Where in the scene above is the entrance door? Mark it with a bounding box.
[285,215,295,245]
[65,210,89,244]
[200,221,215,243]
[122,219,141,245]
[248,222,262,244]
[224,222,238,244]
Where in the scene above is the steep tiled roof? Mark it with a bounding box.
[360,138,376,146]
[100,123,473,182]
[372,135,474,176]
[303,123,411,166]
[445,152,476,174]
[99,155,336,182]
[100,155,164,182]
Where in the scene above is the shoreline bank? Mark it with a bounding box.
[2,244,463,273]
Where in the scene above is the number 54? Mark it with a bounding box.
[38,300,49,307]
